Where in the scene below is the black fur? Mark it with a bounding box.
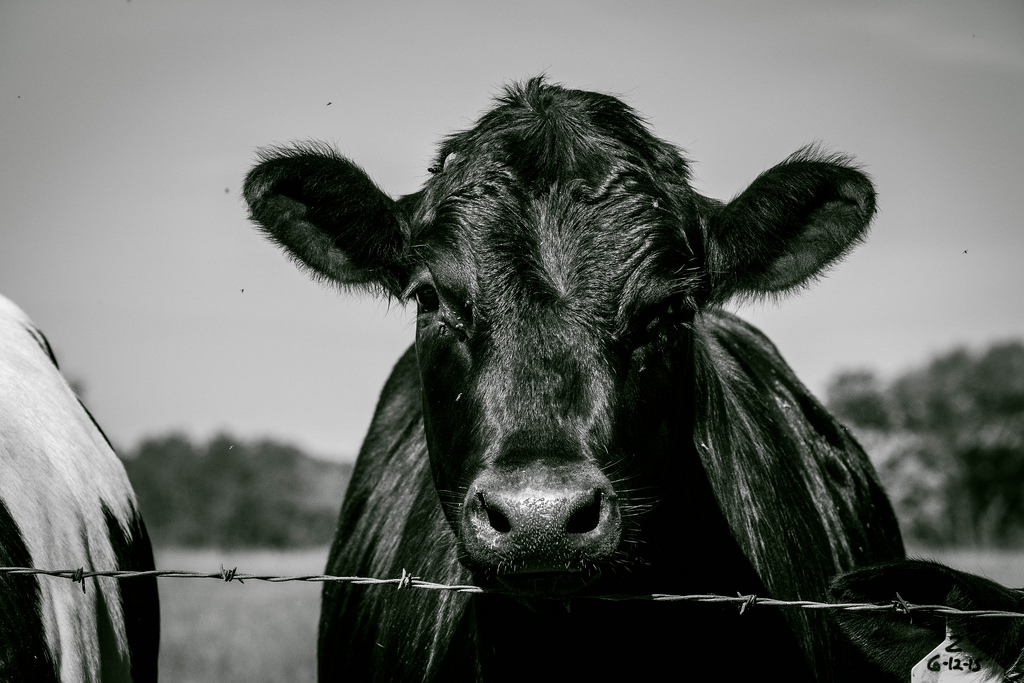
[246,77,902,681]
[103,506,160,682]
[0,497,59,683]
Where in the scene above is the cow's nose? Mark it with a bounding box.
[460,463,621,574]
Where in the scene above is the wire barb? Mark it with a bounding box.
[737,592,757,615]
[220,565,242,583]
[892,591,912,615]
[70,567,86,593]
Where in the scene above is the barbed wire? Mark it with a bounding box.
[2,565,1023,619]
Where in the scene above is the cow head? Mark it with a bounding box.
[244,78,875,592]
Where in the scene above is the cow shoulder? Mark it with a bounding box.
[320,346,475,682]
[690,308,903,680]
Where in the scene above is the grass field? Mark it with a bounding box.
[155,547,327,683]
[154,545,1023,682]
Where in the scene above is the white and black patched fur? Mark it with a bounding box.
[0,294,158,682]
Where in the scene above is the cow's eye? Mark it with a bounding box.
[626,296,692,351]
[651,297,692,332]
[414,285,440,313]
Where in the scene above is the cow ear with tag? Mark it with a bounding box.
[244,143,410,296]
[701,146,876,304]
[828,559,1024,681]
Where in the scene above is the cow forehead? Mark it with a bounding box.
[412,185,699,331]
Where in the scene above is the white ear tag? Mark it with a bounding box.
[911,624,1005,682]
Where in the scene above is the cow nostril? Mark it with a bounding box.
[463,477,622,572]
[478,492,512,533]
[565,489,602,534]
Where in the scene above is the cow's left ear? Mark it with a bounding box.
[702,148,876,303]
[244,143,409,296]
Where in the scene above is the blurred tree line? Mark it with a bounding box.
[121,434,351,548]
[826,340,1024,547]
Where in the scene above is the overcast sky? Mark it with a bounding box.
[1,1,1021,460]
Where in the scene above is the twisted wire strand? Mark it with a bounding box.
[2,565,1023,619]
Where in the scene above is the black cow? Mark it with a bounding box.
[831,560,1024,681]
[245,77,904,681]
[0,294,159,682]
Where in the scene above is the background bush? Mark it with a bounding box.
[122,433,351,548]
[826,340,1024,547]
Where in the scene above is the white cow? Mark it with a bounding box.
[0,294,158,682]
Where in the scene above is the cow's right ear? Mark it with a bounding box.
[244,144,409,296]
[699,147,876,304]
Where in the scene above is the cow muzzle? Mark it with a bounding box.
[460,462,621,585]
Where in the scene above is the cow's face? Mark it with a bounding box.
[406,168,703,584]
[244,78,876,591]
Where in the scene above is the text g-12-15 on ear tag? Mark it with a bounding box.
[911,625,1005,682]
